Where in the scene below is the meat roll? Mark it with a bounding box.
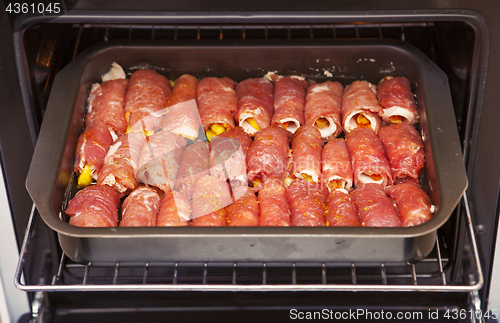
[378,123,425,184]
[125,69,172,134]
[86,63,128,138]
[291,125,322,183]
[174,141,211,198]
[156,191,192,227]
[168,74,198,107]
[345,127,393,189]
[258,178,291,226]
[74,123,113,188]
[191,175,233,226]
[197,77,237,141]
[270,74,308,133]
[136,130,187,193]
[286,178,328,226]
[97,132,146,198]
[215,126,253,158]
[225,186,260,226]
[161,99,201,141]
[321,138,353,192]
[305,81,344,139]
[386,182,433,227]
[377,76,419,125]
[66,185,120,227]
[351,183,401,227]
[325,190,361,227]
[210,126,252,188]
[120,186,161,227]
[246,126,291,191]
[342,80,382,134]
[235,78,274,136]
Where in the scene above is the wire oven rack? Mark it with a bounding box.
[14,22,482,295]
[14,194,482,293]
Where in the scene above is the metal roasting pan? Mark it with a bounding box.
[26,39,467,264]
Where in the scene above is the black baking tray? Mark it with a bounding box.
[26,39,467,264]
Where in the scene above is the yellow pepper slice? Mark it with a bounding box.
[206,129,217,142]
[328,180,343,191]
[301,173,314,183]
[253,177,262,187]
[390,115,403,123]
[247,118,260,130]
[77,164,93,188]
[211,123,227,135]
[315,118,329,129]
[356,114,371,127]
[206,123,229,141]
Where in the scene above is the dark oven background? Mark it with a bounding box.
[1,1,500,322]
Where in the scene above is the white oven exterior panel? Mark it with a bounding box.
[0,163,29,323]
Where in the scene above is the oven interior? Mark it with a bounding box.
[14,18,488,322]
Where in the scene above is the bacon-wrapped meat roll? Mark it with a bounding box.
[325,190,361,227]
[286,178,328,227]
[161,99,201,141]
[345,127,393,189]
[210,126,252,189]
[351,183,401,227]
[86,63,128,139]
[235,78,274,136]
[322,138,353,192]
[270,74,308,133]
[191,175,233,227]
[156,191,192,227]
[291,125,322,183]
[136,130,187,193]
[174,141,211,198]
[161,74,201,141]
[197,77,237,141]
[342,80,382,134]
[378,123,425,184]
[386,182,433,227]
[305,81,344,139]
[125,69,171,134]
[78,63,128,188]
[168,74,198,107]
[246,126,291,190]
[66,185,119,227]
[74,123,113,188]
[226,186,260,226]
[97,132,146,198]
[216,126,253,158]
[120,186,161,227]
[377,76,419,125]
[258,178,291,226]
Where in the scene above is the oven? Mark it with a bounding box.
[1,1,499,322]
